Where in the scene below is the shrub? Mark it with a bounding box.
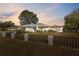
[16,29,25,34]
[47,29,56,32]
[36,30,43,32]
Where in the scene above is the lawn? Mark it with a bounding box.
[0,37,79,56]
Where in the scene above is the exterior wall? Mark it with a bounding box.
[20,25,63,32]
[25,28,34,32]
[41,27,63,32]
[24,27,63,32]
[58,27,63,32]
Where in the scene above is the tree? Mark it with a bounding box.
[18,10,39,31]
[63,8,79,32]
[0,21,15,30]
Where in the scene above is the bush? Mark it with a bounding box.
[47,29,56,32]
[36,30,43,32]
[16,29,25,34]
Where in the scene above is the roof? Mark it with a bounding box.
[19,24,63,28]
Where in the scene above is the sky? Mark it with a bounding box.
[0,3,79,25]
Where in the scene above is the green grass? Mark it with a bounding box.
[0,37,79,56]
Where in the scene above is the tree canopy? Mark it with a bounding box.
[63,8,79,32]
[18,10,39,25]
[0,21,15,30]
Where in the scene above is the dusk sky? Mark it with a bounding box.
[0,3,79,25]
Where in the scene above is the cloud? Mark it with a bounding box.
[35,4,64,25]
[0,11,15,17]
[0,3,64,25]
[37,12,64,25]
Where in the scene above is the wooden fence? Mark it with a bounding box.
[53,35,79,48]
[0,31,79,49]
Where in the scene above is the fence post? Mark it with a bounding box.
[77,39,78,48]
[11,31,16,39]
[48,35,53,46]
[24,34,29,41]
[74,39,75,48]
[71,38,73,48]
[2,32,6,37]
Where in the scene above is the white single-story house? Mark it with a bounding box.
[18,23,63,32]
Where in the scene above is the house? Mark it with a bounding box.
[19,23,63,32]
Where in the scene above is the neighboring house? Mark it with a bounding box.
[19,23,63,32]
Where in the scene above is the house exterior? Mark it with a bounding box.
[19,23,63,32]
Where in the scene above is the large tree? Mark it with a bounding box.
[18,10,39,31]
[63,8,79,32]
